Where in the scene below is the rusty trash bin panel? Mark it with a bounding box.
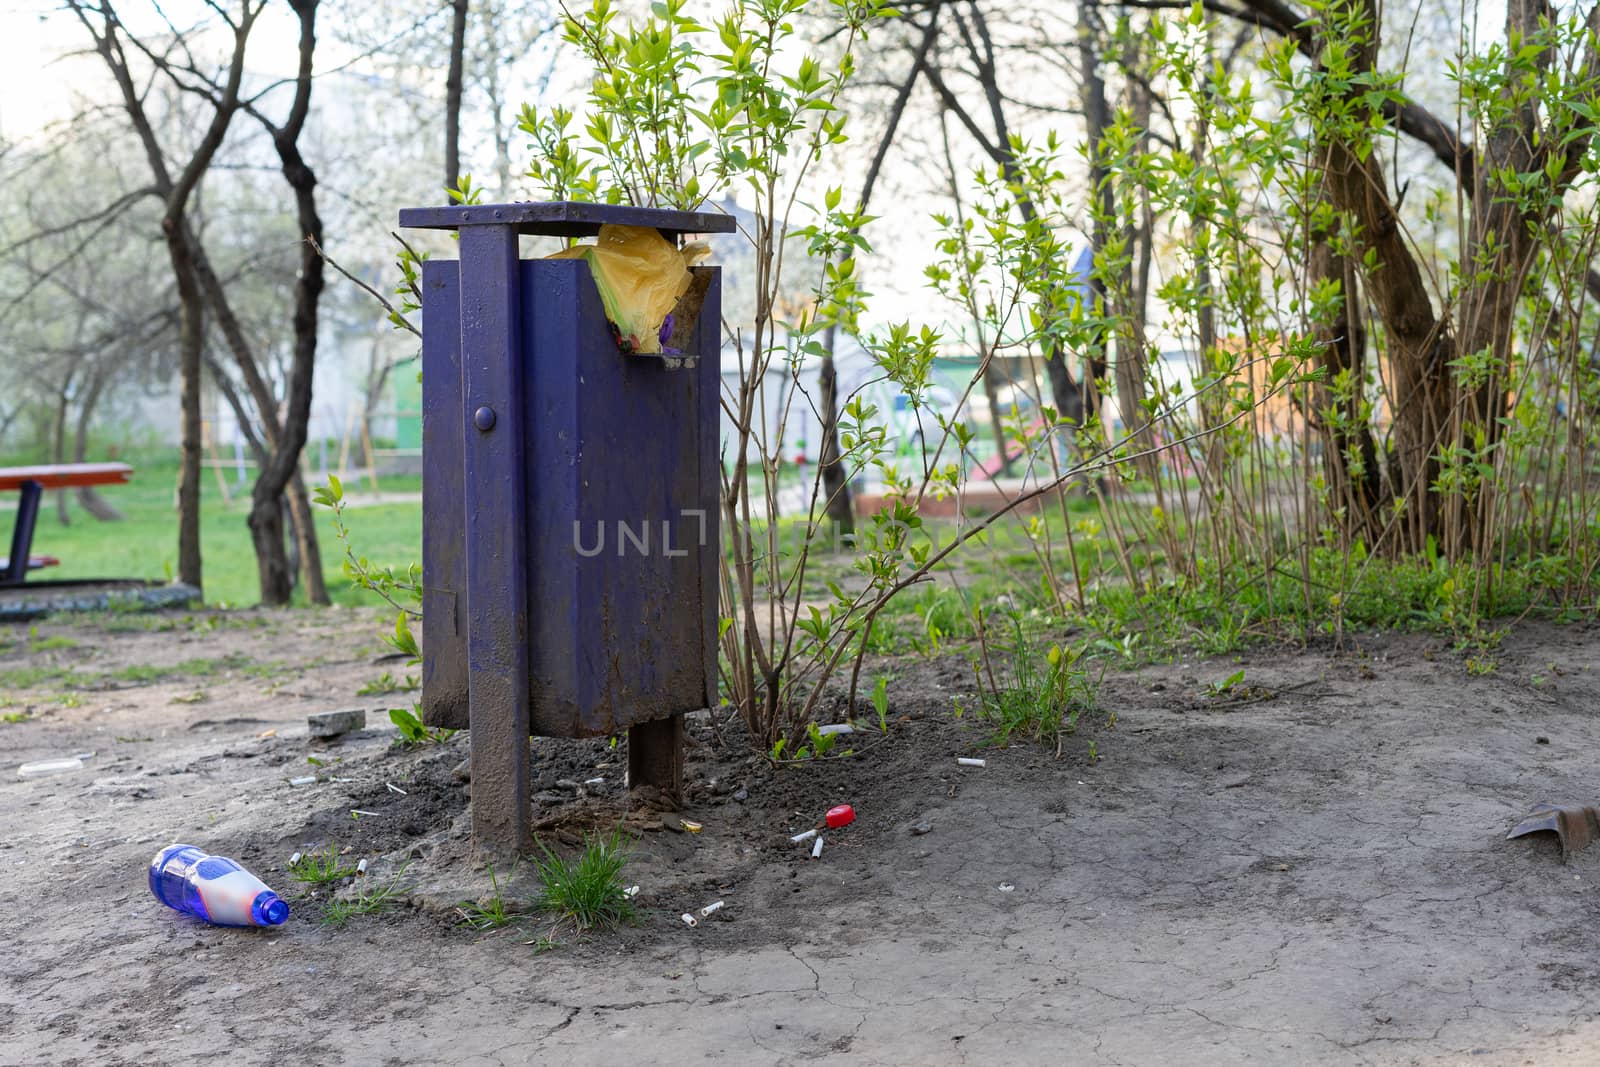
[419,257,722,737]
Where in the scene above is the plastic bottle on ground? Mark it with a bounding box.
[148,844,290,927]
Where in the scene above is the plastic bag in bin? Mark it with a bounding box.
[546,224,710,354]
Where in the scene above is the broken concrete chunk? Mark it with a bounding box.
[308,709,367,739]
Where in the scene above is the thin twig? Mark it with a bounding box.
[307,234,421,338]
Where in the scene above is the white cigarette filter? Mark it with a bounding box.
[811,837,825,859]
[790,828,818,844]
[816,724,854,736]
[957,757,986,767]
[698,900,724,918]
[681,913,698,927]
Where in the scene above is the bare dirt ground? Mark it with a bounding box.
[3,605,1600,1066]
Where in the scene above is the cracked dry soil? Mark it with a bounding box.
[3,607,1600,1065]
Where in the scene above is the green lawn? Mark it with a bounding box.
[6,457,420,608]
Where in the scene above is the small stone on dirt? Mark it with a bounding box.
[450,759,470,782]
[307,709,366,739]
[909,819,933,835]
[732,788,748,802]
[1536,736,1551,744]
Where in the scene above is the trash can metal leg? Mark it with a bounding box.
[459,224,532,855]
[629,714,684,806]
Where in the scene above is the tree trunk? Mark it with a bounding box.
[247,491,294,603]
[1306,227,1383,540]
[1111,30,1156,481]
[812,5,943,539]
[72,366,123,520]
[287,470,326,602]
[166,220,205,593]
[445,0,469,196]
[817,323,855,538]
[77,0,264,597]
[1309,2,1451,555]
[250,0,329,606]
[1074,0,1112,443]
[50,372,72,526]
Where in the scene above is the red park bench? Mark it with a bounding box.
[0,463,134,587]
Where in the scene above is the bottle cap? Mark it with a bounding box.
[824,804,855,829]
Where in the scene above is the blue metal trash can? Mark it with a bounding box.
[400,201,734,852]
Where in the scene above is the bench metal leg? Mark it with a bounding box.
[3,479,42,587]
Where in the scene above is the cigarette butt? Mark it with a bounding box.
[681,913,698,928]
[790,828,818,844]
[385,782,408,795]
[957,758,986,767]
[350,810,382,818]
[585,776,605,786]
[289,776,316,786]
[679,819,703,833]
[817,723,853,736]
[622,885,640,899]
[698,900,724,918]
[357,859,369,876]
[289,852,302,866]
[811,837,824,859]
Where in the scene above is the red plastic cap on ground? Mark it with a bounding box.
[825,804,855,829]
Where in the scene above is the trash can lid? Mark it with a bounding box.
[399,200,737,240]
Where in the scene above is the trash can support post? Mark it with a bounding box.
[628,713,683,804]
[459,223,532,856]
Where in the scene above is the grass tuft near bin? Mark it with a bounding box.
[533,828,635,931]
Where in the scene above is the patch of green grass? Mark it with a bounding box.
[1203,669,1246,698]
[2,711,30,724]
[358,671,418,696]
[109,653,260,685]
[455,863,517,930]
[320,865,410,927]
[1076,545,1575,662]
[0,652,277,693]
[29,634,79,652]
[533,829,635,931]
[0,451,420,608]
[0,665,76,689]
[977,618,1100,751]
[289,845,359,885]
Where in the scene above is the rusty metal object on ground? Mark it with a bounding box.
[1506,803,1600,859]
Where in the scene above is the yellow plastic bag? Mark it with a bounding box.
[546,224,711,354]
